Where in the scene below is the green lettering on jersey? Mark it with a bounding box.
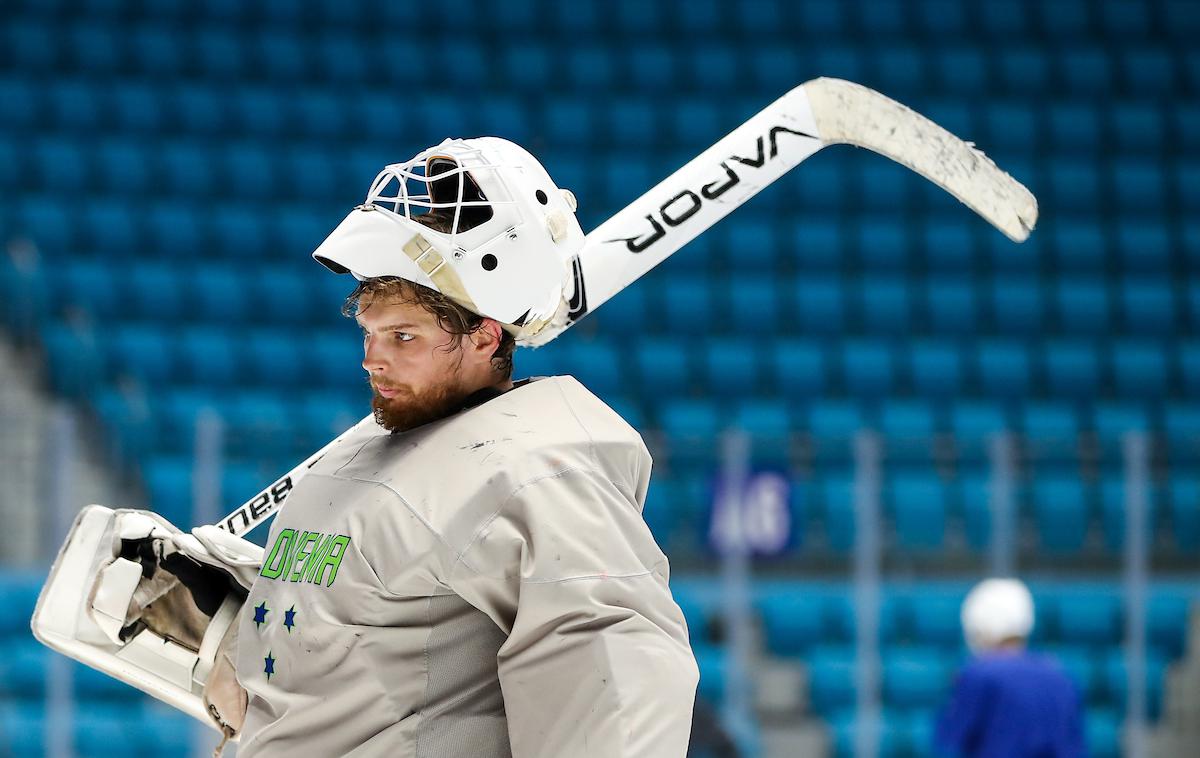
[301,534,336,584]
[259,529,351,588]
[313,535,351,587]
[259,528,295,579]
[287,531,321,583]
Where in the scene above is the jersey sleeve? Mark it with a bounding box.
[444,465,698,758]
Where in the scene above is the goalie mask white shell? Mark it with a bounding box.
[312,137,584,337]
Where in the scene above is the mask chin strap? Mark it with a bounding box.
[400,233,562,341]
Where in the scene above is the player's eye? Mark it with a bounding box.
[393,332,414,342]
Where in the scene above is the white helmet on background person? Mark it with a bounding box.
[311,137,585,343]
[961,578,1035,654]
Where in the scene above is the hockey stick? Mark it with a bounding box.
[215,77,1037,535]
[526,77,1038,344]
[215,414,378,536]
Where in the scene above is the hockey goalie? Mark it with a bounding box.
[32,79,1037,758]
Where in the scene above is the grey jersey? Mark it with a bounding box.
[234,376,698,757]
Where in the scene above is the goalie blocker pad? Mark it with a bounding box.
[31,505,260,734]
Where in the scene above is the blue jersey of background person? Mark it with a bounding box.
[934,579,1086,758]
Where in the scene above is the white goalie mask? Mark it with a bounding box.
[312,137,585,342]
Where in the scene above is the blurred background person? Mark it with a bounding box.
[934,579,1085,758]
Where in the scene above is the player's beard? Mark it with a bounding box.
[370,378,472,433]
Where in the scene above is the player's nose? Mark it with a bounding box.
[362,335,388,372]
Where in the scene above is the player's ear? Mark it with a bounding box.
[470,319,503,354]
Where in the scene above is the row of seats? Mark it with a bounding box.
[9,0,1197,42]
[11,189,1196,276]
[647,472,1200,555]
[3,21,1194,95]
[739,583,1193,656]
[824,707,1126,758]
[5,69,1199,154]
[0,701,196,758]
[41,317,1200,404]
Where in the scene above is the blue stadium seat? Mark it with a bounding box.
[732,399,792,466]
[958,474,991,549]
[1056,592,1122,646]
[143,202,205,259]
[192,265,250,324]
[1058,46,1113,94]
[1179,161,1200,212]
[789,217,843,270]
[1169,477,1200,551]
[1188,281,1200,331]
[242,329,308,389]
[226,392,292,459]
[661,399,721,468]
[909,590,965,647]
[816,475,857,552]
[908,340,962,398]
[758,593,825,657]
[855,218,911,271]
[257,32,310,83]
[1164,403,1200,460]
[670,98,722,147]
[46,79,103,133]
[298,392,362,452]
[1054,279,1111,335]
[889,474,947,550]
[1103,648,1167,719]
[950,402,1010,445]
[983,101,1039,150]
[633,339,691,397]
[95,138,154,195]
[795,161,848,212]
[593,285,648,336]
[604,97,657,148]
[228,86,289,139]
[1116,221,1172,272]
[1111,159,1167,214]
[1110,340,1168,397]
[544,98,596,148]
[1179,340,1200,396]
[643,476,680,546]
[220,142,276,200]
[563,340,622,396]
[872,44,925,91]
[882,648,951,710]
[1021,402,1080,446]
[142,454,194,525]
[976,340,1032,397]
[292,90,348,139]
[987,223,1043,273]
[692,645,727,704]
[159,140,217,197]
[1052,221,1107,271]
[924,278,978,335]
[1119,279,1175,334]
[0,76,41,132]
[728,277,781,329]
[770,339,827,397]
[1047,103,1101,153]
[795,277,847,334]
[211,205,270,260]
[310,331,366,391]
[566,46,618,91]
[1121,47,1176,96]
[1047,158,1101,212]
[1148,591,1193,659]
[879,400,937,442]
[254,266,313,325]
[921,217,976,272]
[191,28,247,81]
[700,341,762,394]
[989,277,1043,334]
[859,277,911,335]
[0,641,49,701]
[840,340,895,397]
[926,47,984,93]
[1085,709,1121,758]
[1043,340,1101,398]
[108,324,174,386]
[110,79,166,134]
[1111,102,1165,153]
[1092,402,1150,444]
[0,574,42,640]
[662,278,715,332]
[62,260,122,321]
[1032,477,1090,553]
[1099,473,1162,551]
[177,327,239,387]
[807,646,857,715]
